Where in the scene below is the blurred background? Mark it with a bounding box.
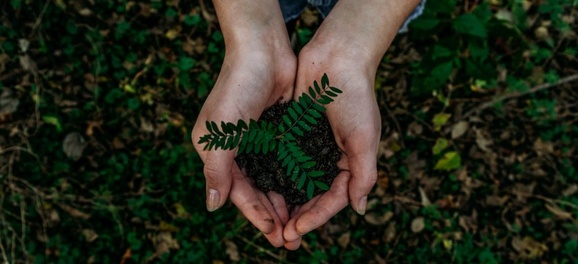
[0,0,577,263]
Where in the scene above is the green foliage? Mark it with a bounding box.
[198,73,341,199]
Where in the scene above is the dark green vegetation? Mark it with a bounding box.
[0,0,577,263]
[199,74,341,202]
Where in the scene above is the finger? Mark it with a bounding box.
[282,195,321,242]
[229,165,276,236]
[284,238,302,250]
[267,192,289,225]
[202,150,235,212]
[294,172,350,235]
[259,191,286,247]
[344,131,379,215]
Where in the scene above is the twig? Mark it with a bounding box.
[533,194,578,211]
[237,235,285,261]
[462,74,578,120]
[28,0,51,38]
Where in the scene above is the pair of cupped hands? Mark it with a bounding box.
[192,23,382,249]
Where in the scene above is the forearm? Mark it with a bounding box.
[309,0,421,68]
[212,0,290,51]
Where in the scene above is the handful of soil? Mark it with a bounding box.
[236,103,341,205]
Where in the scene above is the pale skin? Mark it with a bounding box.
[191,0,420,250]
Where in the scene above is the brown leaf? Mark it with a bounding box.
[365,211,394,226]
[451,121,469,139]
[411,217,425,233]
[82,229,98,243]
[63,132,86,160]
[545,203,573,220]
[0,90,19,117]
[533,138,554,156]
[57,204,90,220]
[383,222,396,243]
[224,240,240,262]
[337,232,351,248]
[474,128,493,152]
[419,187,432,206]
[155,232,180,256]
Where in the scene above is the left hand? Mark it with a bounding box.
[282,42,381,250]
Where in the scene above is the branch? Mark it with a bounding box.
[462,73,578,120]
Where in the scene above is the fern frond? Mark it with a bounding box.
[198,119,277,153]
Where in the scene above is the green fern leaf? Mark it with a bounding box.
[287,161,295,175]
[291,101,303,114]
[206,121,213,133]
[291,126,304,136]
[302,161,316,169]
[284,133,296,141]
[238,132,248,153]
[297,173,307,189]
[307,108,322,118]
[298,121,311,131]
[308,86,315,99]
[198,134,211,144]
[238,119,248,130]
[308,170,324,177]
[249,119,259,129]
[321,73,329,88]
[283,115,292,127]
[248,130,257,141]
[314,80,321,95]
[330,86,342,94]
[302,94,313,105]
[224,136,235,150]
[325,90,337,97]
[269,140,277,151]
[226,122,237,133]
[209,139,217,151]
[255,131,265,143]
[303,114,318,125]
[282,156,291,167]
[232,133,241,149]
[262,139,270,154]
[211,121,223,136]
[246,141,254,153]
[306,180,314,199]
[318,95,333,105]
[296,155,310,163]
[314,181,329,190]
[222,121,232,134]
[288,108,298,121]
[311,103,326,113]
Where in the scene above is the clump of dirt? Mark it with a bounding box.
[236,103,341,205]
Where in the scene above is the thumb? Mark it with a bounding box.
[345,132,379,215]
[202,150,235,212]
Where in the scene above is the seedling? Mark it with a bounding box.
[198,73,342,199]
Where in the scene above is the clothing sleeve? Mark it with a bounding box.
[398,0,427,33]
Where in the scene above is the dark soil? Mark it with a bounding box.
[236,103,341,205]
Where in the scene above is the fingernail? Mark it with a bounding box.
[207,189,220,212]
[357,196,367,215]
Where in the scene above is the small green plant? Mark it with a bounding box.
[198,73,342,199]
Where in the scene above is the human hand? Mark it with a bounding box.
[191,0,297,247]
[282,44,381,249]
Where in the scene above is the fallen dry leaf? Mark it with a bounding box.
[337,232,351,248]
[411,217,425,233]
[451,121,469,139]
[63,132,86,160]
[224,240,240,262]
